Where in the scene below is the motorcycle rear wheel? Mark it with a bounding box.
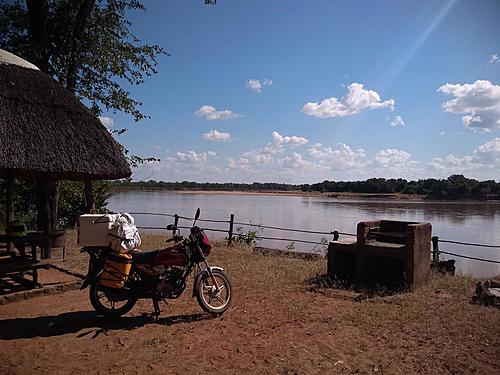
[196,269,232,315]
[89,280,137,317]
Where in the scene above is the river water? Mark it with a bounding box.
[108,191,500,277]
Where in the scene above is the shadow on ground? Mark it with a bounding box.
[307,273,411,301]
[0,311,213,340]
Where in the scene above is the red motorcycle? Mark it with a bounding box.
[80,209,232,318]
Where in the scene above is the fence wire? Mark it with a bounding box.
[232,232,326,245]
[438,251,500,264]
[131,211,500,264]
[437,239,500,249]
[233,221,355,237]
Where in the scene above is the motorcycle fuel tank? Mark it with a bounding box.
[154,245,189,267]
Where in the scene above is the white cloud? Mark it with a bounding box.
[240,145,278,165]
[203,129,231,142]
[98,116,114,128]
[474,137,500,164]
[228,131,309,170]
[272,131,308,147]
[173,150,209,163]
[490,54,499,64]
[246,78,273,93]
[374,149,412,167]
[438,80,500,132]
[307,143,366,170]
[195,105,241,121]
[427,137,500,177]
[132,149,224,182]
[276,153,328,175]
[134,136,500,183]
[428,155,475,172]
[390,115,405,127]
[302,83,395,118]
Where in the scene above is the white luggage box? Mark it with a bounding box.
[77,214,114,247]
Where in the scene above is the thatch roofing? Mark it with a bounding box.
[0,49,131,180]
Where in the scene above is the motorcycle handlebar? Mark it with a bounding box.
[166,235,183,244]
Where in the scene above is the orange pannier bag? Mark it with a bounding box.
[100,253,132,288]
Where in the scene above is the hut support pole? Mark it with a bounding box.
[5,175,14,252]
[84,180,94,213]
[5,175,14,225]
[49,181,59,232]
[41,179,52,259]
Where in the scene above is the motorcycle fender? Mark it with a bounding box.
[80,269,103,290]
[192,266,224,297]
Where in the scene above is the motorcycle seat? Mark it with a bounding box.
[129,250,159,264]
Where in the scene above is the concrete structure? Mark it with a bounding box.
[328,220,432,288]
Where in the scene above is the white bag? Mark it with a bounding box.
[108,213,141,253]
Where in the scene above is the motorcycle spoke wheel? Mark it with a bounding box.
[196,269,232,315]
[89,281,137,317]
[96,292,129,311]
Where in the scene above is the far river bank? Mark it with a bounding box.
[112,188,500,203]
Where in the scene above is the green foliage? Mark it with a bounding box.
[57,180,112,227]
[111,175,500,201]
[0,0,165,168]
[0,0,167,122]
[0,178,37,231]
[0,178,112,229]
[0,0,164,229]
[232,225,263,247]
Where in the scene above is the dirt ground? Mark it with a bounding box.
[0,234,499,374]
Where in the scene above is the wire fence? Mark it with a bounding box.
[129,211,500,265]
[432,236,500,264]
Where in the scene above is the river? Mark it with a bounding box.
[108,191,500,277]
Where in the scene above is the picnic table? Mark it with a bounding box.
[0,231,66,287]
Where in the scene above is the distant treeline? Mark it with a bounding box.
[113,175,500,200]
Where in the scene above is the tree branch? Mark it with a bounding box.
[66,0,95,92]
[26,0,49,72]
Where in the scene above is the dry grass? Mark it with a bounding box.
[1,231,499,374]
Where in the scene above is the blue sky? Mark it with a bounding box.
[100,0,500,183]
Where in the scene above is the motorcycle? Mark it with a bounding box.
[80,208,232,318]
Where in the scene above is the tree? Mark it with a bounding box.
[1,0,166,121]
[0,0,166,229]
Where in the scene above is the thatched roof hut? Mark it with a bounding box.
[0,49,131,180]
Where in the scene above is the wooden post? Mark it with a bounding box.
[333,230,339,241]
[5,175,14,225]
[5,175,14,253]
[228,213,234,246]
[42,179,52,259]
[432,236,439,264]
[173,214,179,236]
[84,180,94,213]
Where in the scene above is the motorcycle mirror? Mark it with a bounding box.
[193,208,201,226]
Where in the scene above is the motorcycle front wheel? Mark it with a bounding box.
[89,280,137,317]
[196,269,233,315]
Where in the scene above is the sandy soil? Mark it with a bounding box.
[125,189,427,201]
[0,236,499,374]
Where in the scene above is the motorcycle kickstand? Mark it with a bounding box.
[152,297,161,320]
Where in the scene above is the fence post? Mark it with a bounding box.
[228,213,234,246]
[432,236,439,264]
[173,214,179,236]
[333,231,339,241]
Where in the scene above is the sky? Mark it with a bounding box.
[99,0,500,183]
